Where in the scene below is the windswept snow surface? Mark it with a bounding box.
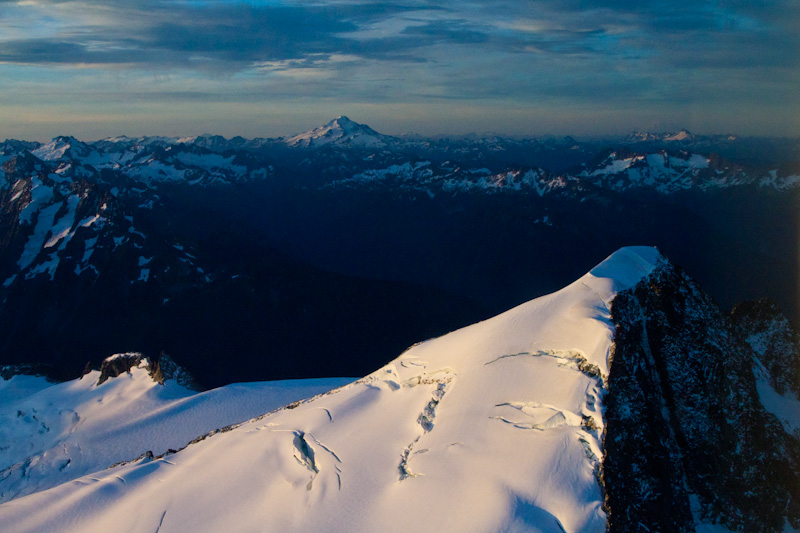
[0,369,353,505]
[0,247,661,533]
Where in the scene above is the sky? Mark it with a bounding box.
[0,0,798,141]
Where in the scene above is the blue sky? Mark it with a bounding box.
[1,0,798,140]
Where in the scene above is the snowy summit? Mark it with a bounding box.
[0,247,661,532]
[283,116,392,148]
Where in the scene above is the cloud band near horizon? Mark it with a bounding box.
[1,0,798,140]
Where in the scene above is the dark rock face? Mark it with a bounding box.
[731,298,800,397]
[604,259,800,531]
[0,363,58,382]
[151,353,201,391]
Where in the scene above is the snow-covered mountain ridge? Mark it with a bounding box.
[282,115,393,148]
[2,118,798,195]
[0,247,798,532]
[0,247,659,532]
[0,353,352,505]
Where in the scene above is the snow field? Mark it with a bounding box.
[0,247,660,532]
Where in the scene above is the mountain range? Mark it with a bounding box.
[0,117,798,387]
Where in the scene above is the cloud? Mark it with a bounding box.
[0,0,797,138]
[2,0,795,74]
[0,2,364,69]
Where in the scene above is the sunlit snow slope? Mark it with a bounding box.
[0,247,660,533]
[0,367,352,505]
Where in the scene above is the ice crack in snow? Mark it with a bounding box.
[485,350,604,382]
[399,377,453,481]
[154,510,167,533]
[289,430,343,491]
[399,437,421,480]
[292,431,319,484]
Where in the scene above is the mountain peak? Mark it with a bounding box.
[588,246,662,292]
[624,130,694,143]
[284,116,390,148]
[0,246,662,531]
[31,135,91,161]
[662,129,693,142]
[331,115,353,124]
[321,115,367,135]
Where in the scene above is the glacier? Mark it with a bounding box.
[0,247,661,532]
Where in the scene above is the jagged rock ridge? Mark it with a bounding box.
[604,259,800,531]
[731,298,800,397]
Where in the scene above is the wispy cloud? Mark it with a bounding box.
[0,0,797,138]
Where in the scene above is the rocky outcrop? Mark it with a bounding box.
[603,259,800,531]
[150,353,201,390]
[1,151,44,181]
[96,352,153,385]
[0,363,58,382]
[96,352,199,389]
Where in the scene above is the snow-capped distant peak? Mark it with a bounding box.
[283,116,391,148]
[624,130,694,143]
[663,130,693,142]
[31,136,91,161]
